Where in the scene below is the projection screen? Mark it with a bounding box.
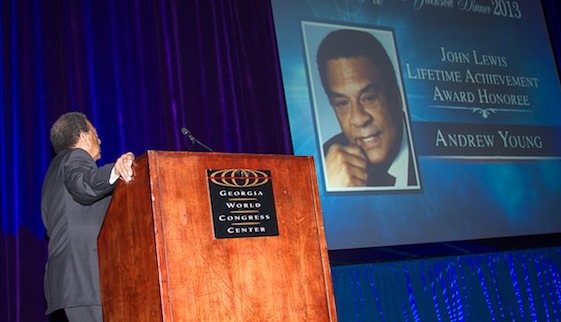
[271,0,561,250]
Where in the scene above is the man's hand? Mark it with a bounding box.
[114,152,135,182]
[324,144,368,187]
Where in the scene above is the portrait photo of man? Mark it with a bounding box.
[303,23,420,192]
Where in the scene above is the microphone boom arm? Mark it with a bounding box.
[180,127,214,152]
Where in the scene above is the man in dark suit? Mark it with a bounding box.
[41,112,135,322]
[316,29,418,189]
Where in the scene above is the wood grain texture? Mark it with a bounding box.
[98,151,337,321]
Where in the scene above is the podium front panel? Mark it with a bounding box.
[99,151,337,322]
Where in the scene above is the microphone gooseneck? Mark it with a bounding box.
[180,127,214,152]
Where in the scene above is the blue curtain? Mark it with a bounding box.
[1,1,291,321]
[1,0,560,321]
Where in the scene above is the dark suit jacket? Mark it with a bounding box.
[41,148,115,314]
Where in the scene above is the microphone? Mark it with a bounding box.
[180,127,214,152]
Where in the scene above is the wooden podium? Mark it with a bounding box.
[98,151,337,321]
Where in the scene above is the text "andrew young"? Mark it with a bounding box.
[436,129,543,149]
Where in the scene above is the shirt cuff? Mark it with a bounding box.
[109,166,119,185]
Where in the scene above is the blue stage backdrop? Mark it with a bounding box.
[1,1,561,322]
[1,1,290,321]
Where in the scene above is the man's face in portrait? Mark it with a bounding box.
[324,56,402,166]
